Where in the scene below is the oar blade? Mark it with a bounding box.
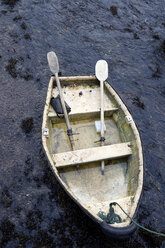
[47,51,59,74]
[95,60,108,82]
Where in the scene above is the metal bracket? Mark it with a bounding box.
[43,128,49,137]
[125,115,132,124]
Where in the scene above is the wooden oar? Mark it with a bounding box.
[95,60,108,175]
[47,51,74,150]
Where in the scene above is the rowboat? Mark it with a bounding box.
[42,73,143,239]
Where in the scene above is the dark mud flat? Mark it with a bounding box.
[0,0,165,247]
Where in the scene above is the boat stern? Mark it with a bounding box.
[100,221,137,240]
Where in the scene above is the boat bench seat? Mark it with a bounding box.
[53,142,132,168]
[48,107,118,119]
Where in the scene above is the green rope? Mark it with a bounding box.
[98,202,122,224]
[98,202,165,237]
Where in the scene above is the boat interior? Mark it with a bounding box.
[44,77,141,225]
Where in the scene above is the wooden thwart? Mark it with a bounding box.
[48,107,118,118]
[53,142,132,168]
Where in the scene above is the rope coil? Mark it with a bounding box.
[98,202,165,237]
[98,202,122,224]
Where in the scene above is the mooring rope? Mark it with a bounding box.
[98,202,122,224]
[98,202,165,237]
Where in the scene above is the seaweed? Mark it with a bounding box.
[160,40,165,54]
[21,71,33,80]
[124,28,132,33]
[152,64,161,78]
[21,117,34,133]
[109,6,118,16]
[13,15,22,21]
[134,33,139,39]
[21,22,27,30]
[1,188,12,207]
[2,0,19,8]
[0,219,15,244]
[24,33,31,40]
[1,10,7,14]
[34,231,54,247]
[6,57,18,78]
[6,57,25,78]
[132,96,145,109]
[152,34,160,40]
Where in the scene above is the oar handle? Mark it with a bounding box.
[100,80,105,175]
[100,80,104,141]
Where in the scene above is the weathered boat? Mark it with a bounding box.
[42,75,143,239]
